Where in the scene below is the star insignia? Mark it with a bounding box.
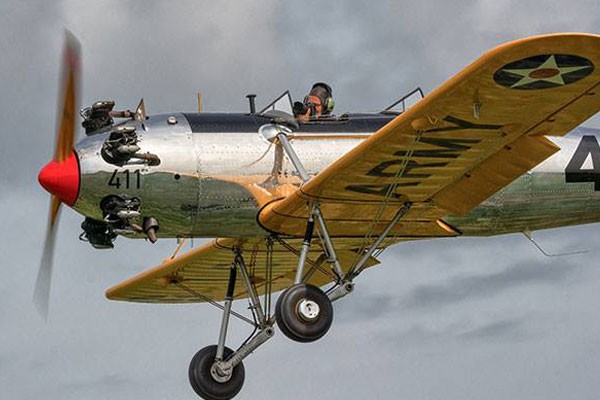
[501,55,591,88]
[493,54,594,90]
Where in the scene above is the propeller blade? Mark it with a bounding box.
[49,194,61,227]
[34,31,81,319]
[34,198,62,319]
[54,31,80,163]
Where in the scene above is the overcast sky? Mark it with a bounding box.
[2,1,600,399]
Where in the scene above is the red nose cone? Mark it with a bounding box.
[38,152,80,206]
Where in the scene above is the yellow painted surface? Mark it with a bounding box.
[106,237,382,303]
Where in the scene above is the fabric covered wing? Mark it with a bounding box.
[259,33,600,237]
[106,237,380,303]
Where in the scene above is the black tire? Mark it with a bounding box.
[275,283,333,343]
[188,345,245,400]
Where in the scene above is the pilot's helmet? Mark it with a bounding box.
[307,82,335,115]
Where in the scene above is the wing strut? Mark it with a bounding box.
[347,202,412,279]
[263,120,412,301]
[267,124,346,284]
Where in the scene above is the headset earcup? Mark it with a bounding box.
[325,97,335,113]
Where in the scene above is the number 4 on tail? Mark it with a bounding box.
[565,135,600,190]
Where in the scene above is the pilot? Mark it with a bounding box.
[293,82,335,122]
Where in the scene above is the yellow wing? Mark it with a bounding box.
[106,238,380,303]
[260,33,600,237]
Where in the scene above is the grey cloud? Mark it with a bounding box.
[336,293,396,322]
[277,0,600,115]
[457,318,529,342]
[403,261,579,310]
[59,373,134,392]
[375,316,531,348]
[26,373,139,400]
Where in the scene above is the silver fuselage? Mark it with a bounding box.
[72,113,600,240]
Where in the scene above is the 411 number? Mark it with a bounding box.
[108,169,141,189]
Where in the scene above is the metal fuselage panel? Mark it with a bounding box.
[72,113,600,239]
[73,113,377,238]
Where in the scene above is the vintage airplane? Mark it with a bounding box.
[36,32,600,399]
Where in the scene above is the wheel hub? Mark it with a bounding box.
[296,298,320,322]
[210,362,233,383]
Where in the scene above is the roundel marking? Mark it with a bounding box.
[493,54,594,90]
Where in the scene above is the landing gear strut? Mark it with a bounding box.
[188,254,274,400]
[267,127,348,343]
[268,122,411,343]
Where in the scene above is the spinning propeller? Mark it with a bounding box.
[34,32,81,319]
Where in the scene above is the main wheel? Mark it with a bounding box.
[188,345,245,400]
[275,283,333,343]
